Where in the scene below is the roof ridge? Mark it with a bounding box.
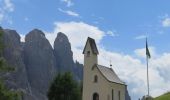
[97,64,113,69]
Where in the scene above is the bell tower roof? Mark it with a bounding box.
[83,37,99,54]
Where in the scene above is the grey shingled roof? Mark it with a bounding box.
[83,37,99,54]
[96,64,125,85]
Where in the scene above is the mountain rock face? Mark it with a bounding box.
[74,61,83,81]
[1,29,29,92]
[23,29,57,99]
[0,27,83,100]
[54,32,74,73]
[54,32,83,81]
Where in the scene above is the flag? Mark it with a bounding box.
[146,38,151,58]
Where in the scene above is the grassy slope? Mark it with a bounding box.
[154,92,170,100]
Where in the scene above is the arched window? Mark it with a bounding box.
[93,93,99,100]
[94,75,98,83]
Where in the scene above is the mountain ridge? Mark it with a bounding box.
[0,27,83,100]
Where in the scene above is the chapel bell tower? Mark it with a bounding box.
[82,37,99,100]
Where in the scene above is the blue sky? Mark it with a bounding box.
[1,0,170,54]
[1,0,170,100]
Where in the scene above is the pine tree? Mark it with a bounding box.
[47,72,82,100]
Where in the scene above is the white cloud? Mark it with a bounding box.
[0,0,14,23]
[106,30,119,37]
[162,17,170,27]
[4,0,14,12]
[46,21,105,63]
[99,48,170,99]
[60,0,74,7]
[20,34,25,42]
[46,21,105,48]
[58,8,79,17]
[134,47,156,58]
[135,35,147,40]
[45,21,170,100]
[66,10,79,17]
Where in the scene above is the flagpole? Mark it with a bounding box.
[146,55,150,96]
[146,38,150,97]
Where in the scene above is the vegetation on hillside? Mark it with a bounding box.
[0,80,22,100]
[47,72,82,100]
[0,28,21,100]
[154,92,170,100]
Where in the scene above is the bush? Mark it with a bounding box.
[0,80,21,100]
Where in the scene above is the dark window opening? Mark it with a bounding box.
[112,89,114,100]
[87,51,90,57]
[118,91,120,100]
[94,75,98,83]
[93,93,99,100]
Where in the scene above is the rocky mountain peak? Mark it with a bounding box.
[53,32,83,81]
[57,32,68,40]
[54,32,73,72]
[3,29,21,42]
[23,28,57,99]
[25,29,45,42]
[54,32,70,46]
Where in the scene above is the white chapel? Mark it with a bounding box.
[82,37,126,100]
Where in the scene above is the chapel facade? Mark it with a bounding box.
[82,37,126,100]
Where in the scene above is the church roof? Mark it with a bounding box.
[96,64,125,85]
[83,37,99,54]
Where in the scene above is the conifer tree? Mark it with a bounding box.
[47,72,81,100]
